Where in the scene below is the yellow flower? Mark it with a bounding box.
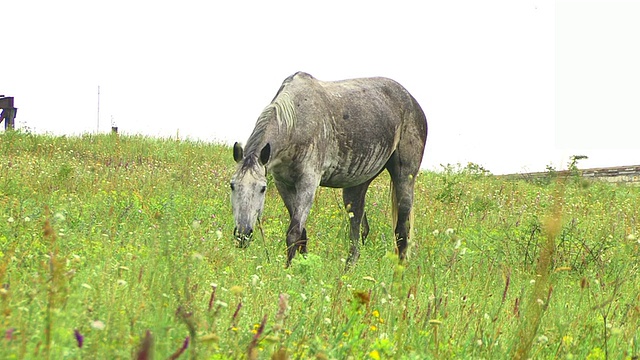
[369,350,381,360]
[370,325,378,331]
[372,310,380,318]
[230,286,243,296]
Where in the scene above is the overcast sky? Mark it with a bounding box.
[3,0,639,174]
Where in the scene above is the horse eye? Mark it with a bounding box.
[260,186,266,194]
[230,183,235,191]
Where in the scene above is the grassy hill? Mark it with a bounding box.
[1,131,639,359]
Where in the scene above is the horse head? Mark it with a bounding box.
[230,142,271,248]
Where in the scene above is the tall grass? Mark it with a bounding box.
[1,130,638,359]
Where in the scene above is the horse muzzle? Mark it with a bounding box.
[234,227,253,248]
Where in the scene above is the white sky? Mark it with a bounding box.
[3,0,639,174]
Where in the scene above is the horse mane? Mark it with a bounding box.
[243,88,297,166]
[248,92,296,146]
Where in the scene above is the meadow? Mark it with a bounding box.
[0,130,638,359]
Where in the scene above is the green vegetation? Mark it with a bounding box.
[1,131,638,359]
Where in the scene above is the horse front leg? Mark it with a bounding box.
[276,178,319,267]
[343,180,372,269]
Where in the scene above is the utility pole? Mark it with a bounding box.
[97,86,100,133]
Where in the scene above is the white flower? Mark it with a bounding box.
[536,298,545,306]
[300,293,308,301]
[251,274,259,286]
[432,229,440,236]
[215,230,223,239]
[91,320,106,330]
[117,279,127,287]
[537,335,549,343]
[445,228,455,235]
[7,217,14,223]
[54,212,66,221]
[323,318,332,325]
[24,216,31,222]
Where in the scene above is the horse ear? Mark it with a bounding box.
[259,143,271,165]
[233,142,244,163]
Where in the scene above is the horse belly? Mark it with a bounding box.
[320,145,392,188]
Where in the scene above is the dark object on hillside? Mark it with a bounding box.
[0,96,18,130]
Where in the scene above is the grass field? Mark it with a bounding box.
[1,131,639,359]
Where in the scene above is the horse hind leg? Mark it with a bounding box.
[343,180,372,267]
[386,152,420,260]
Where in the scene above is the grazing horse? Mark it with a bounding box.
[231,72,427,267]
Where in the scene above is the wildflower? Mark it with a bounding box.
[477,339,483,346]
[24,216,31,222]
[251,274,259,286]
[536,298,545,306]
[91,320,106,330]
[230,286,243,296]
[54,212,65,221]
[324,318,332,325]
[5,328,15,340]
[445,228,454,235]
[300,293,308,301]
[74,329,84,348]
[370,325,377,331]
[372,310,380,318]
[117,279,127,287]
[537,335,549,343]
[7,217,14,223]
[432,229,439,236]
[627,233,636,241]
[215,230,223,240]
[369,350,381,360]
[562,335,573,346]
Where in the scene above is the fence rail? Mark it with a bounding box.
[507,165,640,183]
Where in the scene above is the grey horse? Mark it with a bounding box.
[231,72,427,267]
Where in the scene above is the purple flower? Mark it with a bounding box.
[5,328,15,341]
[74,329,84,348]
